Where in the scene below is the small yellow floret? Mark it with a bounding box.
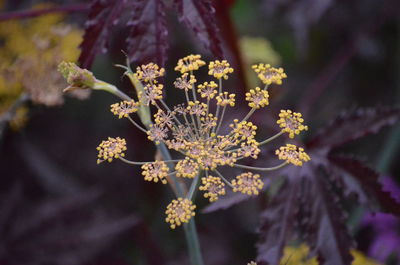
[252,63,287,85]
[174,73,196,91]
[197,81,218,99]
[134,63,165,83]
[165,198,196,229]
[96,137,127,164]
[216,92,235,107]
[110,100,139,118]
[275,144,310,166]
[277,109,308,138]
[208,60,234,80]
[245,87,269,109]
[175,158,199,178]
[141,161,169,184]
[232,172,264,195]
[175,54,206,73]
[199,175,226,202]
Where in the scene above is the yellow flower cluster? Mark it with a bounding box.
[165,198,196,229]
[175,158,199,178]
[208,60,234,80]
[252,63,287,85]
[96,137,127,164]
[277,110,308,138]
[110,100,139,118]
[175,54,206,73]
[83,53,312,229]
[141,161,169,184]
[276,144,311,166]
[232,172,264,195]
[199,175,226,202]
[245,87,269,109]
[134,63,165,83]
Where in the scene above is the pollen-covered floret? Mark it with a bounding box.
[277,109,308,138]
[187,101,208,116]
[175,54,206,73]
[245,87,269,109]
[96,137,127,164]
[175,158,199,178]
[141,161,169,184]
[232,172,264,195]
[165,198,196,229]
[230,119,258,141]
[216,92,235,107]
[275,144,310,166]
[140,84,163,105]
[147,124,168,144]
[252,63,287,85]
[174,73,196,91]
[110,100,139,118]
[208,60,234,80]
[197,81,218,99]
[135,63,165,83]
[199,175,226,202]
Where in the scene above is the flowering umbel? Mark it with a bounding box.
[60,54,310,229]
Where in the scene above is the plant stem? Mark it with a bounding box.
[102,74,204,265]
[184,219,204,265]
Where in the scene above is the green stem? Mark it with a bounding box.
[259,131,283,146]
[102,72,204,265]
[233,161,289,171]
[184,219,204,265]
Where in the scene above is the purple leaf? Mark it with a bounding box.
[303,164,354,265]
[257,161,355,265]
[308,107,400,150]
[126,0,168,66]
[329,155,400,216]
[174,0,223,58]
[78,0,127,68]
[256,177,301,265]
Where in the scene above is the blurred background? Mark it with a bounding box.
[0,0,399,264]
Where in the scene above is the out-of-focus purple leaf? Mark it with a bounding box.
[257,158,357,265]
[308,107,400,150]
[0,186,140,265]
[78,0,127,68]
[174,0,223,58]
[301,164,354,265]
[329,155,400,216]
[256,177,301,265]
[126,0,168,66]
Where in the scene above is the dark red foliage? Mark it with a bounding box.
[78,0,127,68]
[174,0,223,59]
[126,0,168,67]
[78,0,223,68]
